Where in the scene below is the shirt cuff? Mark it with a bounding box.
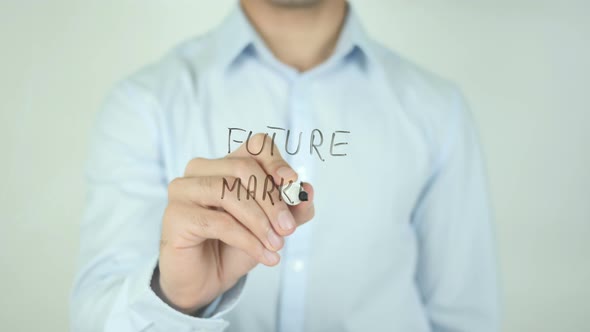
[126,255,246,331]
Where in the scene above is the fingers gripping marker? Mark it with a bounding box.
[280,182,308,206]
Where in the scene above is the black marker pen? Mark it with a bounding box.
[281,181,309,206]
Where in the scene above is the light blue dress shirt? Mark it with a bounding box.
[71,3,499,332]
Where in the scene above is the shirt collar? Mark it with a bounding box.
[213,4,257,70]
[214,2,374,73]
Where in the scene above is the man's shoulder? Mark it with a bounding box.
[370,41,460,105]
[115,33,218,100]
[368,41,468,136]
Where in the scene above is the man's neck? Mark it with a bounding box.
[240,0,348,72]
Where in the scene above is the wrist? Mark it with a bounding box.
[151,263,208,314]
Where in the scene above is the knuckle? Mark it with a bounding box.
[242,213,270,239]
[167,177,184,193]
[162,205,173,224]
[162,202,182,225]
[195,176,214,190]
[220,175,239,193]
[184,157,207,175]
[254,245,267,261]
[234,157,255,170]
[267,138,280,153]
[256,214,272,234]
[233,158,257,178]
[242,235,263,257]
[250,133,268,146]
[222,175,238,184]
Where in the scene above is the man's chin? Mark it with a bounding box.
[268,0,324,8]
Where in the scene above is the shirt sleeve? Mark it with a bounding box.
[70,80,245,332]
[412,88,501,332]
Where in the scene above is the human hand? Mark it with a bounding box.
[154,133,315,313]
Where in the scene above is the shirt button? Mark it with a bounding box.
[292,259,305,272]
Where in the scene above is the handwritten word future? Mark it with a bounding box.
[228,126,350,162]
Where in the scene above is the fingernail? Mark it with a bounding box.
[277,167,297,181]
[278,210,295,231]
[267,229,283,250]
[263,249,279,265]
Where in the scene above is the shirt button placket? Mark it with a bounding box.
[276,77,315,332]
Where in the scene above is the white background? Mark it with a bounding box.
[1,0,588,331]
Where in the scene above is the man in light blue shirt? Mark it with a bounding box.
[71,0,499,331]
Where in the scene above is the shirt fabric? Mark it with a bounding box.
[71,3,500,332]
